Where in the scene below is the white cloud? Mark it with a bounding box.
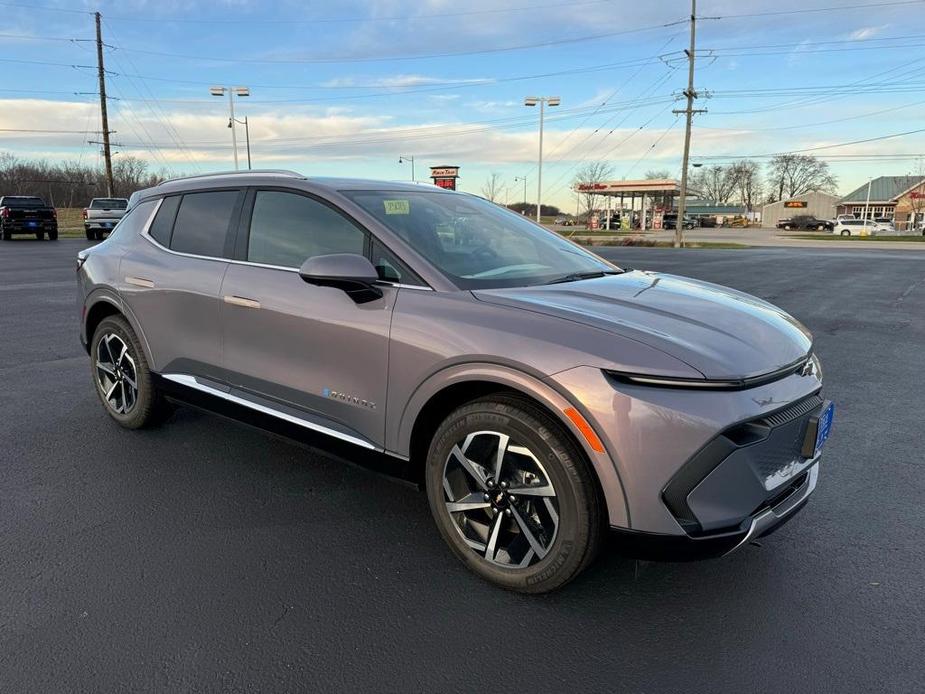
[849,25,888,40]
[321,74,492,88]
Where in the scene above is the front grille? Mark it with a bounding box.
[760,394,823,428]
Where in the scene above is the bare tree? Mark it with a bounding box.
[727,160,763,212]
[573,161,614,217]
[644,169,671,180]
[480,172,506,203]
[690,165,736,203]
[766,154,837,201]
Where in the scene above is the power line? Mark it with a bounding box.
[0,128,104,133]
[693,127,925,160]
[706,0,924,20]
[102,0,626,24]
[110,21,687,64]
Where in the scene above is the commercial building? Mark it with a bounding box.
[761,191,839,227]
[836,176,925,230]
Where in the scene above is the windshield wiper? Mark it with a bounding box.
[546,270,621,285]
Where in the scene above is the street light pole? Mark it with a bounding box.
[399,155,415,182]
[210,85,250,170]
[525,96,560,223]
[514,176,527,212]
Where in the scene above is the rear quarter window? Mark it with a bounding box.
[169,190,242,258]
[148,195,181,247]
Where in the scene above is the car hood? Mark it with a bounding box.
[472,271,812,379]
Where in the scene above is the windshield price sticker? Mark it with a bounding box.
[384,200,410,215]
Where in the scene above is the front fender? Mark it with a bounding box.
[391,362,629,528]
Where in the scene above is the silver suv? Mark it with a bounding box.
[77,171,833,592]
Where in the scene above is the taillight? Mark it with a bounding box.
[0,207,8,219]
[82,208,88,219]
[52,208,57,219]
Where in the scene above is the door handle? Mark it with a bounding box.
[125,276,155,288]
[224,295,261,309]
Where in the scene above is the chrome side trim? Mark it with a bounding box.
[125,276,155,288]
[161,373,378,451]
[724,463,819,556]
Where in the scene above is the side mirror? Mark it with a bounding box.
[298,253,383,304]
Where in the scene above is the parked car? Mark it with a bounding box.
[662,213,697,229]
[776,216,833,231]
[77,171,832,593]
[833,219,880,236]
[697,216,718,228]
[0,196,58,240]
[84,197,129,240]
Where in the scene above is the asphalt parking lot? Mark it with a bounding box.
[2,239,923,692]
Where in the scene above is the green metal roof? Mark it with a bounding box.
[672,200,746,214]
[839,176,924,203]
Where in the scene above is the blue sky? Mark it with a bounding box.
[2,0,925,208]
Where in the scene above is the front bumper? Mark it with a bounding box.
[609,463,818,560]
[549,366,826,538]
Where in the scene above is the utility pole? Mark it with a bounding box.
[94,12,114,196]
[672,0,706,248]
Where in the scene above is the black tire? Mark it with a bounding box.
[85,229,94,240]
[48,229,57,240]
[841,230,850,236]
[90,315,172,429]
[95,229,104,240]
[1,227,10,241]
[36,231,45,241]
[425,394,603,593]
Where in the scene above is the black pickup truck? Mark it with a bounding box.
[775,215,834,231]
[0,196,58,240]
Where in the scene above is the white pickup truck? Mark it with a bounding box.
[83,198,129,240]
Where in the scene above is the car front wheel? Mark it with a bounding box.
[841,230,850,236]
[425,395,603,593]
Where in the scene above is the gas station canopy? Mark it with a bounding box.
[574,179,684,197]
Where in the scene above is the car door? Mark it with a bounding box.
[219,188,401,449]
[119,188,244,380]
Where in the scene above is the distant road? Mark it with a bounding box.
[553,225,925,250]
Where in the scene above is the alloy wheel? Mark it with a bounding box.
[95,333,138,415]
[442,430,559,568]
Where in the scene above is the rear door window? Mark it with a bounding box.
[170,190,242,258]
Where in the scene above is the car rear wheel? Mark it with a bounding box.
[425,394,603,593]
[841,230,850,236]
[36,231,44,241]
[816,225,824,231]
[48,230,57,240]
[783,225,791,230]
[90,315,172,429]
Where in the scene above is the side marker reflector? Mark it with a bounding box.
[563,407,605,453]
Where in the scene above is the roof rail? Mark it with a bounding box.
[159,169,303,185]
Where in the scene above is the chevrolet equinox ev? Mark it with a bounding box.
[77,171,834,592]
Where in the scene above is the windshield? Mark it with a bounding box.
[344,190,617,289]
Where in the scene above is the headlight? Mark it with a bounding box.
[607,355,815,391]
